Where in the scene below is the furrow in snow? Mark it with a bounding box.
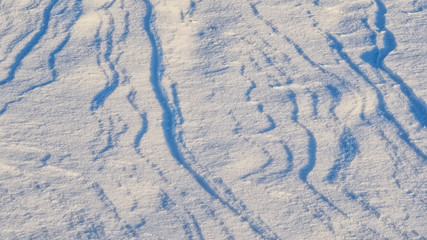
[171,83,184,125]
[257,143,294,184]
[311,92,319,117]
[325,84,342,120]
[245,80,256,101]
[0,0,82,115]
[246,1,351,90]
[361,0,427,127]
[90,182,139,238]
[142,1,279,238]
[287,90,347,216]
[326,128,359,183]
[327,33,427,161]
[91,13,120,111]
[0,0,58,86]
[127,90,149,152]
[20,34,70,95]
[241,148,274,180]
[0,97,22,115]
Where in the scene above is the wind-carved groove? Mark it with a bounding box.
[142,1,279,239]
[327,33,427,161]
[127,90,148,153]
[239,72,280,179]
[326,128,359,183]
[20,34,70,95]
[360,0,427,128]
[243,42,289,88]
[245,81,256,101]
[182,212,206,240]
[297,12,424,236]
[287,90,347,216]
[89,3,132,159]
[0,1,82,115]
[246,1,351,89]
[0,28,35,63]
[256,103,276,134]
[241,147,274,181]
[40,154,52,166]
[90,182,139,238]
[342,187,419,238]
[259,115,276,133]
[97,116,128,155]
[300,8,369,121]
[257,143,294,184]
[91,13,120,111]
[245,3,349,223]
[180,0,197,21]
[119,11,130,44]
[171,83,184,125]
[310,91,319,117]
[325,84,342,120]
[19,0,81,96]
[101,0,118,10]
[127,87,168,181]
[0,0,59,86]
[286,91,316,183]
[189,213,205,240]
[134,114,148,151]
[229,107,287,185]
[158,191,206,240]
[326,33,426,237]
[26,0,43,10]
[0,98,22,115]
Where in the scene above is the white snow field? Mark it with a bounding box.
[0,0,426,239]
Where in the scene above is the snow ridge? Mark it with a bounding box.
[0,0,58,86]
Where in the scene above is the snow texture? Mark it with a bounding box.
[0,0,426,239]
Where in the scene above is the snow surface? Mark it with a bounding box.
[0,0,426,239]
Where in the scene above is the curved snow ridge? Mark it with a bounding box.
[127,89,149,152]
[327,33,427,161]
[285,89,347,216]
[285,90,317,183]
[240,149,274,180]
[360,0,427,128]
[90,182,139,238]
[326,128,359,183]
[20,34,70,95]
[384,67,427,128]
[134,112,148,151]
[90,13,120,111]
[157,191,204,239]
[0,97,22,116]
[0,1,82,115]
[310,91,319,117]
[257,143,294,184]
[258,114,276,134]
[325,84,342,120]
[245,80,256,101]
[298,126,317,183]
[0,0,58,86]
[1,1,426,238]
[171,83,184,125]
[342,188,417,238]
[0,28,35,63]
[246,1,351,90]
[142,1,279,238]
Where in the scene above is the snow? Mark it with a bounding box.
[0,0,426,239]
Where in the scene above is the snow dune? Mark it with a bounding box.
[0,0,425,239]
